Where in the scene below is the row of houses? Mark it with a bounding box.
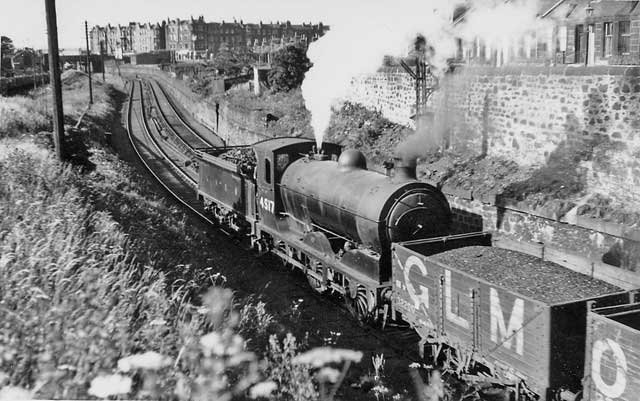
[90,18,328,61]
[89,1,639,67]
[455,0,640,67]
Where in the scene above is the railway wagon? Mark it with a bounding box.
[583,297,640,401]
[391,234,629,400]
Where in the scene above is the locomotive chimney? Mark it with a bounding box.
[311,147,329,161]
[394,157,417,182]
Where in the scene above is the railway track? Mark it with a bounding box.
[150,79,223,147]
[126,80,214,224]
[146,79,220,150]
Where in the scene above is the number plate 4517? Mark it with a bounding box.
[259,197,274,213]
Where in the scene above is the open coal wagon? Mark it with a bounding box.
[391,233,631,400]
[583,295,640,401]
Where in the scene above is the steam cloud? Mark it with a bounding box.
[302,0,549,153]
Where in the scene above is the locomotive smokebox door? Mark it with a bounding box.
[386,190,435,243]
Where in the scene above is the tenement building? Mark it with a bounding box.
[90,23,165,58]
[455,0,640,67]
[90,17,328,60]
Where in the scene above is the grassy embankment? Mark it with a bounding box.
[0,72,396,400]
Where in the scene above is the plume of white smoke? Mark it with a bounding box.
[302,0,459,150]
[302,0,548,152]
[456,0,550,48]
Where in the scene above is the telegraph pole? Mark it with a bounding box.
[100,40,105,82]
[45,0,65,161]
[85,20,93,104]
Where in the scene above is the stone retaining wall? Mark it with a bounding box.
[120,65,272,145]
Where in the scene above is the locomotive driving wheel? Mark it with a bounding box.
[307,274,325,293]
[306,259,326,293]
[345,284,373,321]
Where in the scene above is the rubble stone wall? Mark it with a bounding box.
[347,65,640,210]
[436,66,640,210]
[346,70,417,128]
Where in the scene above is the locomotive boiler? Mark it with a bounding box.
[279,149,451,253]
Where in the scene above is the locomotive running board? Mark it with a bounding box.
[259,225,383,291]
[270,247,346,295]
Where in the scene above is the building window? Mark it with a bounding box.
[575,24,584,63]
[603,22,612,57]
[618,21,630,54]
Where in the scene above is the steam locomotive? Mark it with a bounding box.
[195,137,640,401]
[197,137,451,315]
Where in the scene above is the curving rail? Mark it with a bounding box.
[149,79,223,147]
[125,80,215,226]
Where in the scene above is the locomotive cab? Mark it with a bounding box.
[253,138,341,230]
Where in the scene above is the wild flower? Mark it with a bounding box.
[372,353,386,381]
[200,332,244,357]
[0,386,33,400]
[316,367,341,383]
[323,331,342,345]
[292,347,363,368]
[117,351,171,372]
[409,362,432,369]
[200,332,225,355]
[265,334,317,401]
[249,381,277,399]
[197,306,209,314]
[372,384,390,395]
[411,369,446,401]
[227,334,245,355]
[88,374,132,398]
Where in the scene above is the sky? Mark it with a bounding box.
[0,0,395,50]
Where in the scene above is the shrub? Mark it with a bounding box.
[0,96,50,137]
[268,45,311,93]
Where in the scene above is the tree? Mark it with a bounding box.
[267,45,311,92]
[1,36,15,56]
[1,36,14,76]
[210,44,255,78]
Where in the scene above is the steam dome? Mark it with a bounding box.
[338,149,367,171]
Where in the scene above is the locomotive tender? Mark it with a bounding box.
[195,136,639,400]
